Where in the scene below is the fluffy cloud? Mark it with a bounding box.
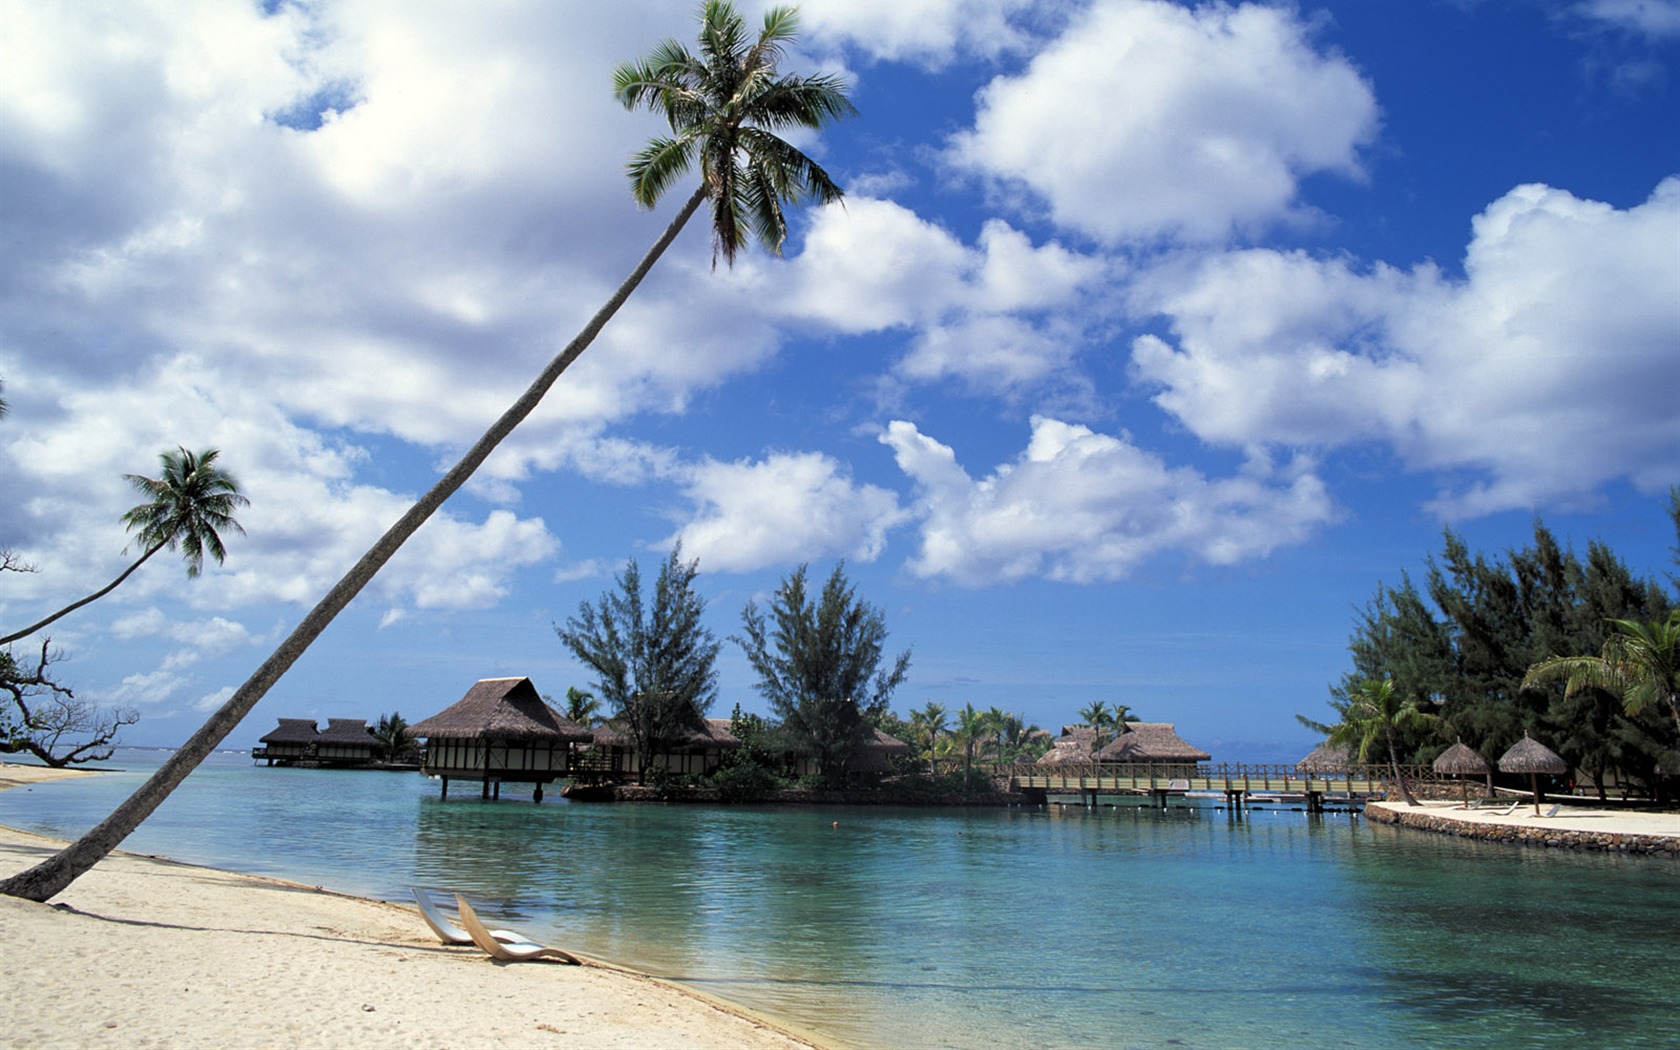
[948,0,1377,245]
[1575,0,1680,38]
[799,0,1047,65]
[1129,179,1680,515]
[667,451,908,572]
[881,417,1336,585]
[779,199,1107,394]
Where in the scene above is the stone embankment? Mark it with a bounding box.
[1365,801,1680,855]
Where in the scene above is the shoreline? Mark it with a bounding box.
[1366,797,1680,854]
[0,765,828,1050]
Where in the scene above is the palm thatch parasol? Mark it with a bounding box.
[1432,741,1490,806]
[1497,733,1568,815]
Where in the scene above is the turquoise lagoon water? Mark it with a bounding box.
[3,749,1677,1049]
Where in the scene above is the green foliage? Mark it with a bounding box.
[613,0,856,267]
[371,711,416,763]
[557,546,721,784]
[1313,506,1677,795]
[562,686,602,727]
[736,562,910,778]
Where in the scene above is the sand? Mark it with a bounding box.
[1367,795,1680,840]
[0,765,822,1050]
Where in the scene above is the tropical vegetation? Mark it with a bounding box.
[557,547,722,784]
[1302,491,1679,799]
[0,0,856,903]
[1,446,247,647]
[736,562,911,779]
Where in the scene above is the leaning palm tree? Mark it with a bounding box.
[0,0,855,903]
[1324,677,1438,807]
[1,447,248,647]
[1523,611,1680,736]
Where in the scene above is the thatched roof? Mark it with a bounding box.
[1096,723,1211,762]
[1433,741,1490,775]
[591,715,740,751]
[1037,742,1094,766]
[411,677,593,743]
[315,718,377,746]
[1497,733,1568,774]
[841,728,914,773]
[259,718,318,745]
[1296,743,1353,772]
[1055,726,1099,747]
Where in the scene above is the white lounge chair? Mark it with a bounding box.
[412,888,522,946]
[455,894,581,965]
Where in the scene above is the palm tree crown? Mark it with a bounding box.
[614,1,856,268]
[121,446,248,578]
[1524,612,1680,735]
[1,446,247,647]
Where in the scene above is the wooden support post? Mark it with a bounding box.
[481,777,491,800]
[1307,791,1323,813]
[533,782,544,803]
[440,775,449,800]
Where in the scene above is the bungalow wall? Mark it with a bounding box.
[591,744,727,778]
[422,739,574,780]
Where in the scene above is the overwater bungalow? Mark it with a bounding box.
[313,718,379,766]
[410,677,593,801]
[584,716,741,782]
[253,718,319,766]
[1296,743,1354,773]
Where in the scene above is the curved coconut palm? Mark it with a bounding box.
[1,447,247,647]
[1523,611,1680,735]
[0,1,854,903]
[1324,677,1439,806]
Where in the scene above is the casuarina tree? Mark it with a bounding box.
[0,0,854,902]
[737,562,910,779]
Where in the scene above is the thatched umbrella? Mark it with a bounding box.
[1497,733,1568,815]
[1432,741,1490,806]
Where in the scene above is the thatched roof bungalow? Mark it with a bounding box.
[780,725,913,778]
[586,716,741,781]
[254,718,318,766]
[1037,726,1100,766]
[314,717,379,766]
[411,677,593,801]
[1296,743,1353,773]
[1096,723,1212,765]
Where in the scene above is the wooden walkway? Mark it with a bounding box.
[1001,762,1404,811]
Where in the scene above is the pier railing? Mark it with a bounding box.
[998,761,1418,797]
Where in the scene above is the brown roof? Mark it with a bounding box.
[1497,733,1568,774]
[1096,723,1211,762]
[1036,741,1095,766]
[315,718,377,746]
[411,677,593,743]
[1297,743,1353,771]
[259,718,318,745]
[1433,741,1490,775]
[592,715,740,750]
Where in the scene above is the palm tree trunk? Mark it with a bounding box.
[0,186,708,903]
[1386,727,1419,806]
[0,542,166,647]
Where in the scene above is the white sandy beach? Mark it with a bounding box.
[0,765,821,1050]
[1367,795,1680,840]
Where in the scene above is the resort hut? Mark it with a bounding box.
[254,718,318,766]
[1036,726,1101,767]
[1096,723,1212,775]
[1296,743,1353,774]
[411,677,593,802]
[840,726,913,776]
[1432,741,1492,806]
[313,718,379,767]
[1497,733,1568,815]
[586,715,740,782]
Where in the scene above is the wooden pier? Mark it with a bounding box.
[1001,762,1406,812]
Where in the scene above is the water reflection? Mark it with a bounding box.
[4,754,1678,1049]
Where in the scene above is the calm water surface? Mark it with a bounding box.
[3,749,1676,1049]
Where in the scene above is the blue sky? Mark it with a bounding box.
[2,0,1676,762]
